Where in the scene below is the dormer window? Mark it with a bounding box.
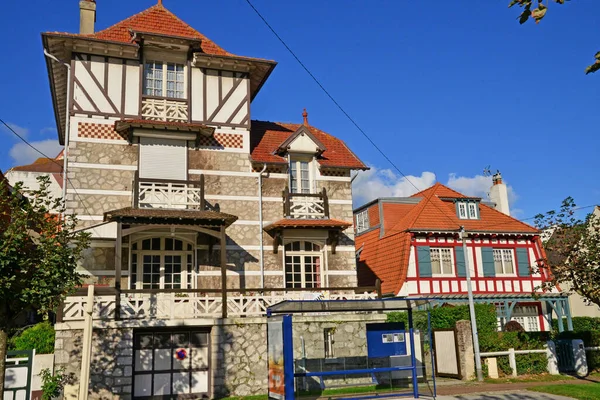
[144,61,185,99]
[456,200,480,220]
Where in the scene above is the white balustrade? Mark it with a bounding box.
[289,195,326,219]
[141,98,188,122]
[138,181,202,209]
[61,291,378,321]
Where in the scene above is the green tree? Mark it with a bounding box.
[0,176,89,393]
[534,198,600,307]
[509,0,600,74]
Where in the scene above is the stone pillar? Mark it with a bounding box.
[455,320,475,381]
[54,326,84,400]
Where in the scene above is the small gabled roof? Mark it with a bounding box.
[8,157,63,174]
[250,120,367,170]
[276,125,326,154]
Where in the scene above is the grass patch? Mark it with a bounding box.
[529,383,600,400]
[484,374,575,384]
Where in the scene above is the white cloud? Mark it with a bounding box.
[41,126,57,135]
[352,166,436,207]
[0,122,29,139]
[9,140,63,166]
[353,167,521,214]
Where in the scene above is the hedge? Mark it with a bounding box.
[9,322,55,354]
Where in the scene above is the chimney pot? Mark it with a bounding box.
[302,108,308,126]
[79,0,97,35]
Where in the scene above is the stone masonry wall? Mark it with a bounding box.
[89,328,134,399]
[68,142,137,165]
[54,327,84,400]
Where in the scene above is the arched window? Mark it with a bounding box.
[130,237,194,290]
[284,241,322,288]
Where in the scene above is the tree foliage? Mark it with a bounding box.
[534,197,600,307]
[509,0,600,74]
[0,175,89,392]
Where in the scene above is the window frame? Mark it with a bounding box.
[456,201,480,220]
[429,247,455,276]
[288,156,315,194]
[129,236,196,290]
[493,248,516,276]
[283,240,323,289]
[355,210,370,234]
[143,60,187,100]
[324,328,335,358]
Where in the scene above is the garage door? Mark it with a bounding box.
[133,330,210,399]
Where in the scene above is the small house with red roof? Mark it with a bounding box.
[42,1,372,398]
[354,173,567,332]
[5,152,64,203]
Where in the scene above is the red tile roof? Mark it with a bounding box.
[264,218,351,232]
[250,121,367,170]
[89,3,230,56]
[9,157,63,173]
[356,183,540,295]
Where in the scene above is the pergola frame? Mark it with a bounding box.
[408,293,573,332]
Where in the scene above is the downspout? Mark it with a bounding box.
[43,48,71,216]
[258,164,268,288]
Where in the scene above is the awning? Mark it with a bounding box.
[104,207,237,227]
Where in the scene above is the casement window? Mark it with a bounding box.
[430,247,454,276]
[355,210,369,234]
[144,61,185,99]
[496,304,540,332]
[289,159,313,194]
[284,241,322,288]
[456,201,479,220]
[130,237,195,290]
[493,248,515,275]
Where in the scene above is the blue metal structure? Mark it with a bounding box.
[266,298,431,400]
[366,323,407,358]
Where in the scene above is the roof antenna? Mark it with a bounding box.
[483,165,491,177]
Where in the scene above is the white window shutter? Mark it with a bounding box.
[139,137,187,180]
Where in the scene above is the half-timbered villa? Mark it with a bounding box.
[42,1,374,398]
[354,173,572,333]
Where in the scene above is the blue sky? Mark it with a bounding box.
[0,0,598,221]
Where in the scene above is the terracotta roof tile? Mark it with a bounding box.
[9,157,63,173]
[264,218,351,231]
[250,120,367,170]
[90,4,230,56]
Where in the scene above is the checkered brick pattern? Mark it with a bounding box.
[198,133,243,149]
[78,122,127,141]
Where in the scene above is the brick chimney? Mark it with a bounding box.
[489,171,510,216]
[79,0,96,34]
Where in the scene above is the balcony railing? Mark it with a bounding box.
[133,172,205,210]
[59,285,381,322]
[283,187,330,219]
[141,97,188,122]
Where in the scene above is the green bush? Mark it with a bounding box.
[9,322,55,354]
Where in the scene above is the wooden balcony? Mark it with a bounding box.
[283,187,330,219]
[58,283,382,322]
[133,171,205,210]
[141,96,188,122]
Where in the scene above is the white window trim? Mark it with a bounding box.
[143,60,187,99]
[129,236,196,290]
[288,155,316,194]
[457,201,479,220]
[430,247,455,277]
[283,240,324,288]
[355,210,369,234]
[493,248,516,276]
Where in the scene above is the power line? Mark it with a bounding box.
[244,0,460,230]
[0,118,97,221]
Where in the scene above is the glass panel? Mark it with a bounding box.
[441,248,453,274]
[191,346,209,369]
[191,370,209,394]
[493,249,504,274]
[154,349,171,370]
[468,203,477,218]
[142,239,151,250]
[152,238,161,250]
[503,250,514,274]
[153,373,171,395]
[430,249,441,274]
[134,374,152,397]
[173,347,190,370]
[135,350,153,371]
[165,238,174,251]
[172,372,190,394]
[175,240,183,251]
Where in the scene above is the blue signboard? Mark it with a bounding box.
[267,315,294,400]
[366,322,407,358]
